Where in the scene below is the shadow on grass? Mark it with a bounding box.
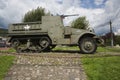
[51,50,81,54]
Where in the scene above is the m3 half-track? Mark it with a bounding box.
[8,15,102,53]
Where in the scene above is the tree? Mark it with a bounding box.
[71,16,89,29]
[115,35,120,45]
[0,28,7,37]
[23,7,51,22]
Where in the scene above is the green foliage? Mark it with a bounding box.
[72,16,89,29]
[105,39,111,46]
[23,7,51,22]
[114,36,120,45]
[0,28,7,37]
[82,56,120,80]
[102,34,120,46]
[0,55,15,79]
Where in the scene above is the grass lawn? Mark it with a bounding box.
[0,48,16,53]
[97,47,120,52]
[81,56,120,80]
[53,46,120,53]
[0,55,15,80]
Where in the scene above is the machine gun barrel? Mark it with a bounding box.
[60,14,79,18]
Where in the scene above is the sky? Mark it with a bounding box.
[0,0,120,35]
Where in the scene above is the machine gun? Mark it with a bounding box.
[60,14,79,18]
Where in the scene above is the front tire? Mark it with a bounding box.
[79,37,97,54]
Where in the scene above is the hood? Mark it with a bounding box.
[71,28,95,35]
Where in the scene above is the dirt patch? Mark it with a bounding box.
[0,47,9,50]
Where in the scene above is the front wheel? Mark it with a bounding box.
[79,37,97,54]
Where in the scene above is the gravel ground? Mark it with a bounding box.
[4,53,87,80]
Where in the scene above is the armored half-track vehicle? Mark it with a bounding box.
[8,15,101,54]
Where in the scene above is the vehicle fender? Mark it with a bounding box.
[72,32,96,44]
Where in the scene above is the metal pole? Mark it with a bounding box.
[110,20,114,47]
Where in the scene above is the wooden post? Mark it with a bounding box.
[110,20,114,47]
